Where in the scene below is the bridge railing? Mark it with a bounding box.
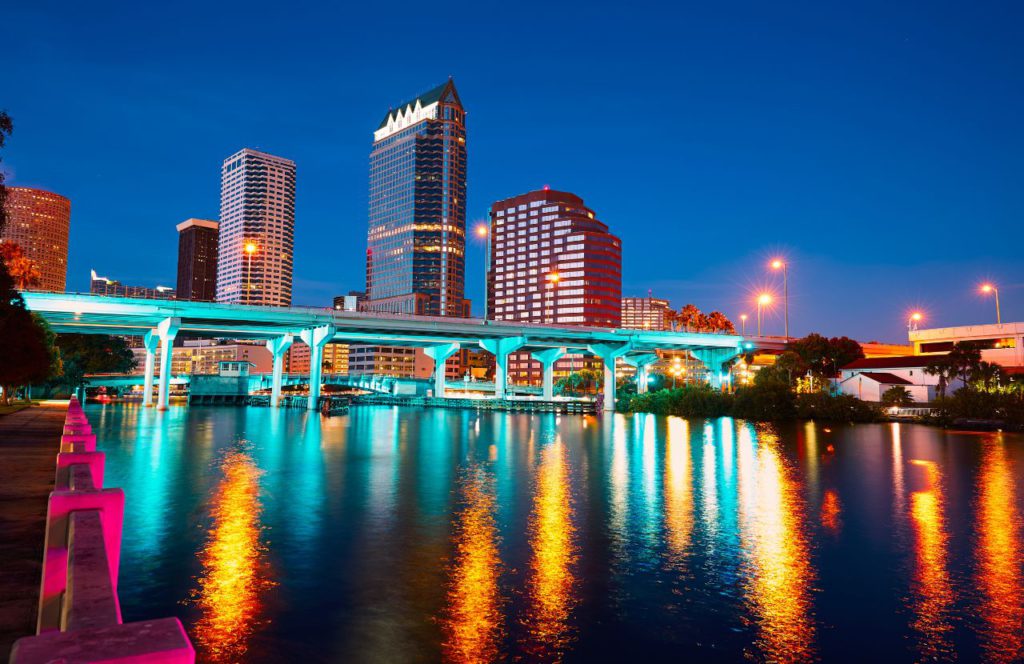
[11,397,195,663]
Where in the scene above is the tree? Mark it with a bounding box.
[881,386,914,407]
[972,361,1004,392]
[49,334,137,395]
[665,309,679,332]
[678,304,702,332]
[0,242,42,289]
[0,311,57,404]
[790,333,864,379]
[706,311,736,334]
[925,342,983,397]
[755,350,807,388]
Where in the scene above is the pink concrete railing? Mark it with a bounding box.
[10,397,195,663]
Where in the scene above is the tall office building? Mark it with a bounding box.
[1,186,71,292]
[176,218,218,301]
[487,188,622,382]
[364,79,468,316]
[216,148,296,306]
[622,294,671,330]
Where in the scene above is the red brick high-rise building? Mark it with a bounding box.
[486,188,621,382]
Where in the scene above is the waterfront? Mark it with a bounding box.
[90,404,1024,662]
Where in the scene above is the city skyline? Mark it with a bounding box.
[3,1,1022,342]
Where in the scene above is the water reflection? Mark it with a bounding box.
[522,439,577,660]
[975,436,1024,662]
[907,459,955,661]
[820,489,841,535]
[442,467,503,663]
[737,426,816,662]
[664,418,693,560]
[191,447,273,662]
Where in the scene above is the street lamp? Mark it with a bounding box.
[757,292,772,337]
[546,272,560,324]
[244,242,258,304]
[980,283,1001,325]
[770,258,789,340]
[739,313,748,336]
[476,223,490,318]
[908,311,923,332]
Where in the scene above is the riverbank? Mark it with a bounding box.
[0,402,66,659]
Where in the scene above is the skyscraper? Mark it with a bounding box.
[216,148,295,306]
[487,188,622,382]
[364,79,468,316]
[175,218,218,302]
[1,186,71,292]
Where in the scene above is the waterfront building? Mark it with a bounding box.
[175,218,218,301]
[131,339,272,376]
[348,346,433,379]
[622,294,671,331]
[910,322,1024,369]
[1,186,71,291]
[286,342,350,376]
[90,270,175,299]
[216,148,295,306]
[838,356,963,403]
[364,79,468,317]
[486,188,622,382]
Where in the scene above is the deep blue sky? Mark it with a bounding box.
[4,1,1022,342]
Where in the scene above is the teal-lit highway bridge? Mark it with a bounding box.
[23,292,765,412]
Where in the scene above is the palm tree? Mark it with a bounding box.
[706,311,735,334]
[972,361,1003,391]
[665,309,679,332]
[679,304,702,332]
[881,386,914,407]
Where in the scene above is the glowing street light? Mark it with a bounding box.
[244,242,258,304]
[475,223,491,317]
[545,272,561,324]
[739,313,748,336]
[908,311,923,331]
[757,292,773,337]
[770,258,789,339]
[980,283,1001,324]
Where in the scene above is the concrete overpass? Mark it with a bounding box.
[24,293,756,412]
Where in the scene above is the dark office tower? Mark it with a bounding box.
[364,79,468,316]
[176,219,219,301]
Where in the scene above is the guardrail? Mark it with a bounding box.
[10,397,195,663]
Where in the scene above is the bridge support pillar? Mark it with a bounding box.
[141,330,159,408]
[300,325,336,411]
[690,346,743,390]
[155,318,180,411]
[479,337,527,400]
[622,353,660,395]
[531,347,566,400]
[423,343,460,398]
[588,342,634,412]
[266,334,294,407]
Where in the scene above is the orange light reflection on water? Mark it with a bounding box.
[441,468,503,663]
[820,489,841,535]
[975,438,1024,662]
[738,429,816,662]
[664,418,693,559]
[192,449,273,662]
[907,459,955,661]
[523,441,577,660]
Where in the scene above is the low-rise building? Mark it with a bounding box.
[837,356,963,403]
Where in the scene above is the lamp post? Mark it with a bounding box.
[244,242,257,305]
[740,313,748,336]
[546,272,560,324]
[757,293,772,337]
[981,283,1001,324]
[476,223,490,319]
[770,258,789,339]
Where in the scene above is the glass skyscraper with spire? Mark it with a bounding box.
[364,79,468,317]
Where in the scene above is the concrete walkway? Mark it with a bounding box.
[0,402,67,660]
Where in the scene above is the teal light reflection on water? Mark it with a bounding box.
[87,404,1024,663]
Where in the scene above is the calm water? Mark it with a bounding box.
[88,404,1024,663]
